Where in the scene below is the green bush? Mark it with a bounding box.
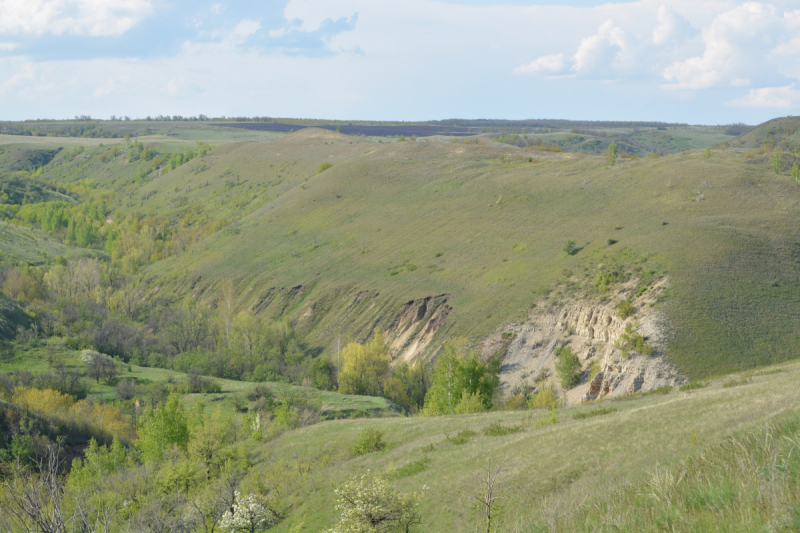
[393,457,431,478]
[317,162,333,173]
[529,385,557,410]
[617,299,635,319]
[680,381,708,392]
[352,427,385,455]
[573,407,617,420]
[447,430,476,445]
[482,422,522,436]
[555,346,582,388]
[616,323,654,357]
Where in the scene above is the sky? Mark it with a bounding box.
[1,0,800,124]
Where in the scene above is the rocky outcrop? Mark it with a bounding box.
[484,278,685,405]
[386,295,452,364]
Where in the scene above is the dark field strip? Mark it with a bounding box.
[212,122,476,137]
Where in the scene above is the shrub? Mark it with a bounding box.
[563,240,577,256]
[616,323,654,357]
[317,162,333,173]
[573,407,617,419]
[529,385,557,410]
[616,300,635,319]
[680,381,708,392]
[454,391,486,414]
[555,346,582,388]
[393,457,431,478]
[447,430,476,445]
[588,359,601,381]
[352,427,385,455]
[482,422,522,436]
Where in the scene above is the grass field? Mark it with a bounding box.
[256,360,800,531]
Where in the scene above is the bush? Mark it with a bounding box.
[482,422,522,436]
[573,407,617,419]
[616,300,634,319]
[317,162,333,173]
[352,427,385,455]
[616,323,654,357]
[447,430,476,445]
[454,391,486,414]
[529,385,557,410]
[680,381,708,392]
[555,346,582,388]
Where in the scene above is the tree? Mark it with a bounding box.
[704,147,711,158]
[422,342,500,415]
[218,279,235,349]
[338,331,390,396]
[137,393,190,462]
[772,150,784,174]
[554,346,582,389]
[471,455,513,533]
[218,491,277,533]
[607,143,618,166]
[81,350,117,384]
[326,472,424,533]
[563,239,576,256]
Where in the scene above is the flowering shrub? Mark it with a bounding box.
[219,491,277,532]
[327,472,424,533]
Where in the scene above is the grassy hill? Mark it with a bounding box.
[2,120,800,382]
[258,361,800,531]
[110,128,800,379]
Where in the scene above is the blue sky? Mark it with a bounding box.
[1,0,800,124]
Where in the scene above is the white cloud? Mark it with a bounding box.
[653,4,697,46]
[230,19,261,43]
[3,0,800,123]
[0,0,154,37]
[515,53,566,75]
[662,2,787,90]
[728,85,800,108]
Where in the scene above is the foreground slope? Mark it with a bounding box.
[258,362,800,531]
[139,129,800,379]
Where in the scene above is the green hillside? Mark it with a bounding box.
[113,127,800,379]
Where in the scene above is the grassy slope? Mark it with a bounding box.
[259,362,800,532]
[129,130,800,378]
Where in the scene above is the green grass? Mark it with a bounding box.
[0,339,400,419]
[252,360,800,532]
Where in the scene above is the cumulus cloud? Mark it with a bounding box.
[515,53,566,75]
[652,5,697,46]
[728,85,800,108]
[0,0,154,37]
[662,3,787,90]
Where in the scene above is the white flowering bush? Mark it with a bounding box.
[219,491,277,532]
[326,472,425,533]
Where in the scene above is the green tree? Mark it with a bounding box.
[422,342,500,415]
[137,393,190,462]
[336,126,342,133]
[554,346,582,388]
[704,147,711,158]
[338,331,390,396]
[607,143,618,166]
[326,473,424,533]
[563,239,577,256]
[772,150,784,174]
[792,163,799,184]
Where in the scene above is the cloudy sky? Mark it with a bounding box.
[1,0,800,124]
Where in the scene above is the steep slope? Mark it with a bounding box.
[136,129,800,380]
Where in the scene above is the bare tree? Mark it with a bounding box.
[0,444,70,533]
[471,454,514,533]
[218,279,235,349]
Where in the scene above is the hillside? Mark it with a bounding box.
[112,127,800,384]
[1,120,799,389]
